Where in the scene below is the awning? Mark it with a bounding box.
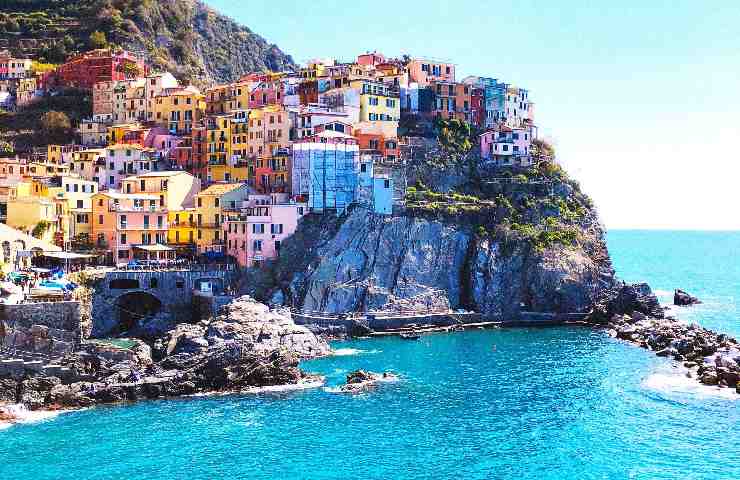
[42,251,96,260]
[132,244,173,252]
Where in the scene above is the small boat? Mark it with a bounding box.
[399,332,421,340]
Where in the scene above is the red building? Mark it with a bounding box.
[55,49,147,90]
[297,80,318,105]
[471,87,485,129]
[354,123,399,163]
[250,151,291,194]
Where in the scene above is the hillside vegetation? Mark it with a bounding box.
[0,0,296,85]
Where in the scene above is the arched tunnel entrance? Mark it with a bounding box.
[115,291,163,334]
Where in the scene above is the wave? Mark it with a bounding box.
[331,348,380,356]
[653,289,674,297]
[0,404,64,429]
[322,374,401,394]
[242,380,325,394]
[642,372,739,401]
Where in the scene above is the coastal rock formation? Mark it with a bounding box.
[338,370,398,394]
[0,297,329,413]
[674,289,701,306]
[599,284,739,392]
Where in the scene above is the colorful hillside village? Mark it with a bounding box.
[0,48,539,270]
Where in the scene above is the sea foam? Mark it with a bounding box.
[0,404,64,429]
[643,372,739,401]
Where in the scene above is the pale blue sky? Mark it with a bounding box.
[206,0,740,229]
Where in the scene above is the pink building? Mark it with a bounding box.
[357,52,386,66]
[245,73,284,108]
[406,58,455,87]
[223,193,307,267]
[91,191,169,262]
[479,125,533,167]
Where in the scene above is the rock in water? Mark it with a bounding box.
[338,370,397,394]
[674,289,701,306]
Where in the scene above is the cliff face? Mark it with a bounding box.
[269,208,612,319]
[258,161,616,319]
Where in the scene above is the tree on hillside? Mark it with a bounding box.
[89,30,108,50]
[40,111,72,140]
[436,117,473,156]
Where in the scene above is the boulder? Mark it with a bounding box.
[18,377,61,410]
[0,378,18,403]
[674,289,701,306]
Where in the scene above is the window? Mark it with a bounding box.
[360,163,367,173]
[253,240,263,251]
[214,198,220,207]
[140,180,145,190]
[149,278,158,289]
[98,214,104,225]
[143,215,149,228]
[197,197,202,207]
[252,224,265,234]
[271,224,284,234]
[120,233,127,244]
[117,250,130,260]
[176,278,185,288]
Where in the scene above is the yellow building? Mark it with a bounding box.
[9,178,50,199]
[230,110,250,160]
[195,183,250,253]
[350,79,401,124]
[25,162,70,178]
[153,86,205,135]
[47,145,80,164]
[206,115,232,166]
[6,196,58,244]
[205,81,251,115]
[106,123,142,145]
[47,177,97,244]
[167,207,197,250]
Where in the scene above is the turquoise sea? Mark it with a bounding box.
[1,231,739,479]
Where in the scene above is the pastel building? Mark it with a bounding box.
[153,86,206,135]
[195,183,253,253]
[318,87,361,124]
[103,144,161,190]
[68,148,107,189]
[479,125,533,167]
[0,55,32,80]
[223,193,307,267]
[407,59,456,87]
[120,171,200,211]
[91,191,169,261]
[351,79,400,123]
[79,116,111,146]
[47,176,98,243]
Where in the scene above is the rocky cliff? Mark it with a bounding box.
[0,0,295,85]
[251,160,616,320]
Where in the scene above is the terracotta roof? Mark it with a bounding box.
[198,183,246,196]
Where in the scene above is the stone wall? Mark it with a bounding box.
[0,301,82,357]
[91,269,236,338]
